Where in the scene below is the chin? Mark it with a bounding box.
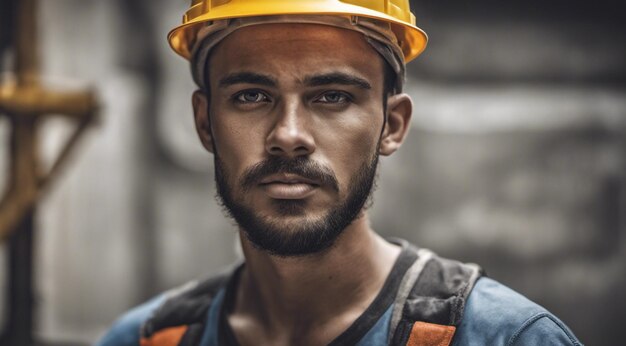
[260,209,329,230]
[269,199,309,216]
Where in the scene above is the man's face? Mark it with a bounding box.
[200,24,389,256]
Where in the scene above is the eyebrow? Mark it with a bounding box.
[217,71,372,90]
[218,72,277,88]
[304,72,372,90]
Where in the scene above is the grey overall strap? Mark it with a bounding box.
[139,267,236,346]
[389,245,483,346]
[388,247,434,343]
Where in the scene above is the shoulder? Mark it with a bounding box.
[96,270,233,346]
[96,294,167,346]
[452,277,582,346]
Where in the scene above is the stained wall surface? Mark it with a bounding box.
[0,0,624,345]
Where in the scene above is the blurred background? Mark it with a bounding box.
[0,0,624,345]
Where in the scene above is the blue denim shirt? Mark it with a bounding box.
[97,277,581,345]
[452,278,581,346]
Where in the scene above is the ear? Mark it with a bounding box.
[192,90,214,153]
[379,93,412,156]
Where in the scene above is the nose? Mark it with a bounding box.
[265,100,315,158]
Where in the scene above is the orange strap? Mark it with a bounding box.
[138,320,453,346]
[405,321,456,346]
[140,325,188,346]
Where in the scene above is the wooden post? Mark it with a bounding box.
[0,0,98,344]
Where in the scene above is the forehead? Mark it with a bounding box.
[207,23,385,85]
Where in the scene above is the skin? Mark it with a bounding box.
[192,24,413,345]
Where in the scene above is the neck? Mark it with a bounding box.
[231,213,401,344]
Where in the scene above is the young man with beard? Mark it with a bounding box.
[98,1,581,345]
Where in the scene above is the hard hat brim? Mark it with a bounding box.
[167,2,427,62]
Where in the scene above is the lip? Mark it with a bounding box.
[259,173,320,186]
[259,173,319,199]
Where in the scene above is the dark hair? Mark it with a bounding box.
[382,59,398,97]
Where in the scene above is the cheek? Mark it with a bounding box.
[211,117,265,178]
[315,113,382,189]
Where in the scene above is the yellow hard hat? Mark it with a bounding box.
[168,0,428,63]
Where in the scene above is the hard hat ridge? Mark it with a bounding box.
[169,0,428,62]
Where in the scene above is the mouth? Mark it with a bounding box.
[259,173,320,200]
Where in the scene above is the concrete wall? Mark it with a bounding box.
[0,0,624,344]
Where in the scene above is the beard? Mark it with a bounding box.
[214,152,379,257]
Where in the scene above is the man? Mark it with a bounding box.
[98,1,581,345]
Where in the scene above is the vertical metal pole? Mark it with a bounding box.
[4,222,35,345]
[15,0,39,88]
[1,0,39,344]
[4,205,36,346]
[2,115,38,346]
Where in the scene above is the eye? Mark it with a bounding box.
[315,91,351,104]
[234,90,270,104]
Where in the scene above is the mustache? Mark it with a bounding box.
[241,156,339,192]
